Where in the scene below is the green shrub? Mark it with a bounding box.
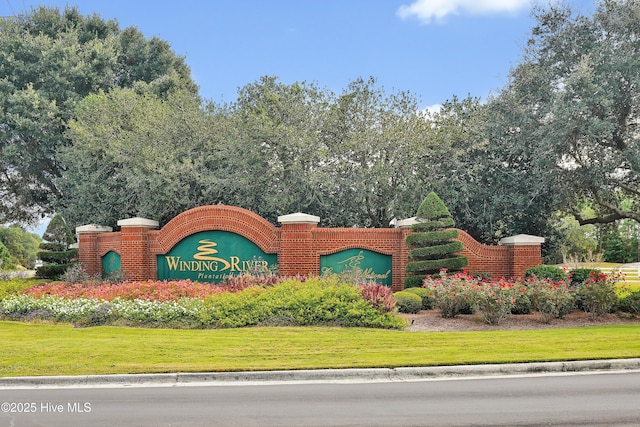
[402,287,434,310]
[618,291,640,315]
[524,265,568,281]
[404,192,468,288]
[576,273,618,318]
[511,285,532,315]
[526,278,575,323]
[0,278,44,301]
[403,275,424,289]
[393,291,422,314]
[569,268,601,287]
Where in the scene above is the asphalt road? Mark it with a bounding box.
[1,371,640,426]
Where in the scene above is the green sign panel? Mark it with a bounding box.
[320,248,392,286]
[101,251,121,278]
[157,231,276,283]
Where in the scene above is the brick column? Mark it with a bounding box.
[395,217,419,291]
[277,212,320,277]
[117,217,159,280]
[76,224,113,276]
[500,234,545,278]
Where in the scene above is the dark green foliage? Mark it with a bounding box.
[405,257,469,275]
[393,291,422,314]
[404,192,468,288]
[511,293,532,315]
[0,225,41,269]
[35,214,76,280]
[38,249,78,264]
[524,265,568,281]
[34,264,69,280]
[618,292,640,315]
[403,275,425,289]
[569,268,601,287]
[416,192,451,220]
[408,241,464,260]
[402,287,434,310]
[0,6,198,223]
[0,243,10,269]
[406,230,460,247]
[602,230,638,263]
[409,218,456,232]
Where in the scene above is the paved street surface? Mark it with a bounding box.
[1,370,640,426]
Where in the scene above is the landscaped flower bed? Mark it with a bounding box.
[0,276,404,329]
[413,269,638,325]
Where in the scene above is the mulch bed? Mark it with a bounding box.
[400,309,640,332]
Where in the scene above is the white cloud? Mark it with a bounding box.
[397,0,533,23]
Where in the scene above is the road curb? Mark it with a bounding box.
[2,358,640,388]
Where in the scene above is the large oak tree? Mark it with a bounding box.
[0,6,197,224]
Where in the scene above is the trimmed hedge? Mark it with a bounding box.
[409,218,455,232]
[403,287,434,310]
[403,275,425,289]
[394,291,422,314]
[408,241,464,260]
[524,265,568,281]
[405,257,468,274]
[405,229,460,246]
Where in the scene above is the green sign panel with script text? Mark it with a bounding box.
[157,231,276,283]
[101,251,121,278]
[320,248,392,286]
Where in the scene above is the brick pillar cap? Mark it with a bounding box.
[76,224,113,233]
[277,212,320,224]
[395,217,418,228]
[500,234,545,245]
[117,217,159,228]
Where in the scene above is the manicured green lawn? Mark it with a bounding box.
[2,321,640,377]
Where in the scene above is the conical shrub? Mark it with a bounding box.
[404,192,468,288]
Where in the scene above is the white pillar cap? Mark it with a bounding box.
[117,217,159,228]
[277,212,320,224]
[500,234,545,245]
[76,224,113,234]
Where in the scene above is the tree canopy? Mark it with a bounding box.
[493,0,640,226]
[2,1,638,262]
[0,6,197,224]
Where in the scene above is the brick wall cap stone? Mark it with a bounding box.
[278,212,320,224]
[395,217,418,228]
[117,217,159,228]
[76,224,113,234]
[500,234,545,245]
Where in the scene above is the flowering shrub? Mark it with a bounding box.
[576,271,619,318]
[25,280,240,302]
[526,278,575,323]
[423,270,477,318]
[468,279,517,325]
[1,277,406,329]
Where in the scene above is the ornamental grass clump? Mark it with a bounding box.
[526,278,575,324]
[423,270,476,318]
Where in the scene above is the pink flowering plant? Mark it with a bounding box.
[423,270,476,318]
[468,278,518,325]
[576,271,619,318]
[526,278,576,323]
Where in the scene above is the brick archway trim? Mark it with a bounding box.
[154,205,279,254]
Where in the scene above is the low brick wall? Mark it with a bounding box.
[77,205,543,291]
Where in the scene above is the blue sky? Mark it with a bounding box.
[2,0,597,112]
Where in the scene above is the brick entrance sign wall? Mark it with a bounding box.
[77,205,544,291]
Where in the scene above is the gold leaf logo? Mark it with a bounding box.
[194,240,231,270]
